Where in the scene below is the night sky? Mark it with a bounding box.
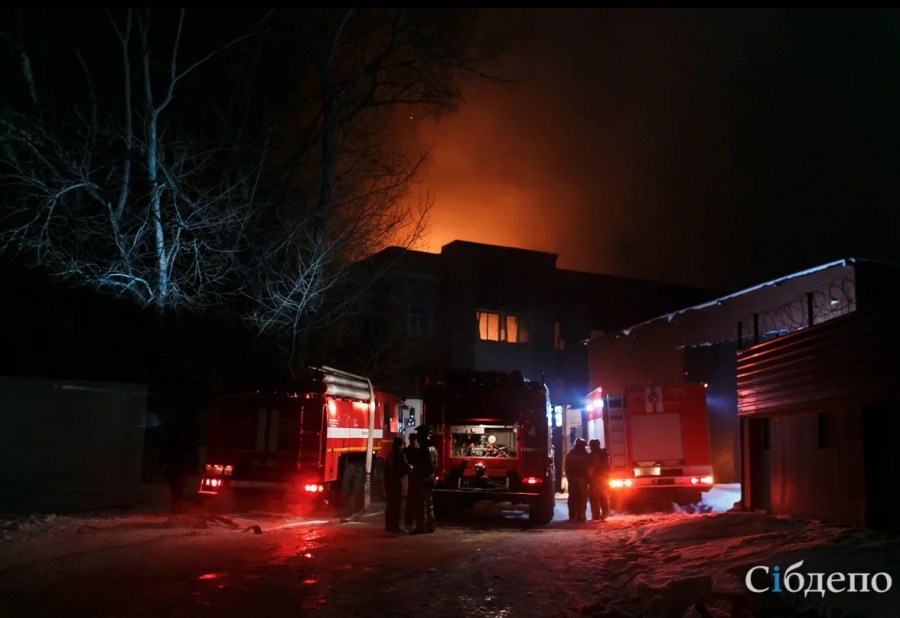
[415,8,900,290]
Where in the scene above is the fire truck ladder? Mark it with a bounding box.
[605,395,628,470]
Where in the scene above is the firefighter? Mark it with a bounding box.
[588,439,611,521]
[409,425,438,534]
[404,433,420,531]
[384,436,410,533]
[564,438,593,522]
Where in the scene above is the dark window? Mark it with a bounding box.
[554,322,565,350]
[408,306,430,339]
[476,311,529,343]
[383,402,392,432]
[817,412,836,449]
[762,418,771,451]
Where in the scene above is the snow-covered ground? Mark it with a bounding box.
[3,489,897,618]
[700,483,741,512]
[0,509,334,573]
[613,512,899,618]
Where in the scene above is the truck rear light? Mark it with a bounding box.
[522,477,541,485]
[609,479,623,488]
[691,477,700,484]
[304,484,324,492]
[700,476,713,485]
[624,479,632,487]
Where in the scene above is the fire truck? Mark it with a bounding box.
[584,384,713,507]
[424,370,557,525]
[198,366,401,512]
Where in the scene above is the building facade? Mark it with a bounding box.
[361,240,715,408]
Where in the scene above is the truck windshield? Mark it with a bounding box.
[450,425,517,458]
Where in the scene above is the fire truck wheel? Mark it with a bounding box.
[528,482,555,525]
[341,462,365,514]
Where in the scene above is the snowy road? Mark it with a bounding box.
[1,489,898,618]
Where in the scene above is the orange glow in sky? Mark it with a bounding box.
[413,85,573,264]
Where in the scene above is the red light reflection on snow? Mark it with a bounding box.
[303,579,318,585]
[268,528,326,566]
[198,573,218,580]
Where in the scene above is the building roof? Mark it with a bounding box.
[604,259,856,340]
[440,239,559,261]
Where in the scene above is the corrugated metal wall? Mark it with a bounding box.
[736,307,900,527]
[737,308,900,416]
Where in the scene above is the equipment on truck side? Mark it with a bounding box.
[423,369,557,524]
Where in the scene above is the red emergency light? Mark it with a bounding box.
[204,463,233,476]
[522,477,541,485]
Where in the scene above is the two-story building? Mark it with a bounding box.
[359,240,716,412]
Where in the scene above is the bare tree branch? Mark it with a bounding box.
[0,8,504,372]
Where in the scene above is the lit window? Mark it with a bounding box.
[506,315,518,343]
[476,311,529,343]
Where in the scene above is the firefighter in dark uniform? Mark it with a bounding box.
[565,438,593,522]
[409,425,438,534]
[588,439,611,521]
[384,436,410,533]
[404,433,420,531]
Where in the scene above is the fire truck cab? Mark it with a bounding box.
[585,383,713,507]
[424,370,557,525]
[199,367,400,512]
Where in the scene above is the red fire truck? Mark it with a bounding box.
[584,384,713,507]
[198,366,400,511]
[424,370,557,524]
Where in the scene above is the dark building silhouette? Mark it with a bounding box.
[360,240,716,407]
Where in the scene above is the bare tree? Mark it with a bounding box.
[0,8,265,315]
[243,8,501,365]
[0,8,502,370]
